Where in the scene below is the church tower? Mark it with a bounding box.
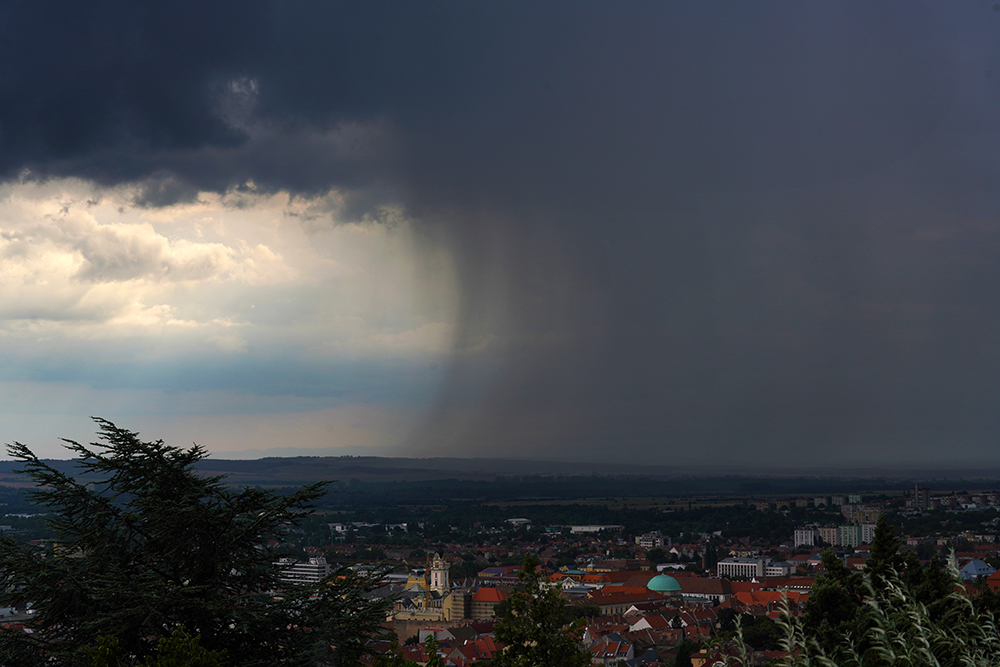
[430,553,450,593]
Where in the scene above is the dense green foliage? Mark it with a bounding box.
[312,475,921,507]
[801,516,961,659]
[780,569,1000,667]
[716,609,782,651]
[673,638,700,667]
[770,515,1000,666]
[491,556,591,667]
[83,631,226,667]
[0,420,393,666]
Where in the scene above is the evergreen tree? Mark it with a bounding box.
[491,556,591,667]
[83,631,227,667]
[784,558,1000,667]
[645,547,667,564]
[801,548,867,656]
[739,615,782,651]
[422,637,445,667]
[672,638,700,667]
[867,515,958,620]
[0,420,393,666]
[800,515,983,665]
[866,514,902,591]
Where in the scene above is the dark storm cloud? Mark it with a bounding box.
[3,1,1000,465]
[0,2,262,174]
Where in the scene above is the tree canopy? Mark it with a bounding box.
[490,555,591,667]
[0,419,392,666]
[795,514,1000,667]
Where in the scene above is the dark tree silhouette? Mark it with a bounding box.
[0,419,392,666]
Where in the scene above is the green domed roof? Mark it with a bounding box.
[647,573,682,592]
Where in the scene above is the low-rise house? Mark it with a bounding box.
[582,619,631,647]
[632,646,665,665]
[670,544,703,560]
[959,559,996,581]
[446,636,499,663]
[470,587,507,619]
[628,614,675,633]
[588,588,672,615]
[591,634,634,665]
[845,557,867,572]
[677,576,732,604]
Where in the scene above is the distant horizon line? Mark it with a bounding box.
[2,452,998,482]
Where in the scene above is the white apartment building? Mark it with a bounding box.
[569,525,623,534]
[635,530,671,549]
[794,528,817,548]
[275,556,331,586]
[717,557,769,579]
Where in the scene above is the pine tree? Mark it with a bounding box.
[0,419,393,666]
[801,548,867,656]
[866,514,902,591]
[800,515,979,664]
[491,556,591,667]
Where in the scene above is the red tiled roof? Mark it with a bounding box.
[595,586,652,596]
[590,590,666,607]
[677,577,731,596]
[756,576,816,590]
[729,581,755,594]
[472,587,507,603]
[640,614,671,629]
[733,590,809,606]
[454,636,499,661]
[591,640,632,659]
[468,621,496,635]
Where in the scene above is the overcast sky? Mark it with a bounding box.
[2,2,1000,467]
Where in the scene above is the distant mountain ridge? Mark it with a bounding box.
[0,455,999,489]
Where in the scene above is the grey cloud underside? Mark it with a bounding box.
[4,1,1000,464]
